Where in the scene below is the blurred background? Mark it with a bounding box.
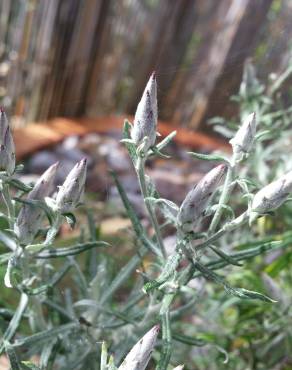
[0,0,291,130]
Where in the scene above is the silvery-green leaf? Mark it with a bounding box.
[155,130,176,152]
[35,241,109,259]
[4,257,16,288]
[122,120,138,163]
[0,230,17,250]
[100,342,108,370]
[146,197,179,214]
[193,261,276,303]
[6,178,32,192]
[188,152,229,163]
[0,293,28,354]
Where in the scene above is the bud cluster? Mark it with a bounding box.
[15,159,87,245]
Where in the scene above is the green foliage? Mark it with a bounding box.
[0,64,292,370]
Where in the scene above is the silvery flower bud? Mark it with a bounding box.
[118,325,160,370]
[14,162,58,244]
[55,158,87,213]
[177,164,227,232]
[229,112,256,157]
[250,170,292,222]
[131,72,157,150]
[0,108,15,175]
[173,366,184,370]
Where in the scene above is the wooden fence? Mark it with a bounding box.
[0,0,291,130]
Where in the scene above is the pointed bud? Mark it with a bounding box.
[55,158,87,213]
[118,325,160,370]
[250,170,292,223]
[131,72,157,150]
[177,164,227,232]
[240,61,259,97]
[173,366,184,370]
[14,163,59,244]
[0,109,15,175]
[230,112,256,158]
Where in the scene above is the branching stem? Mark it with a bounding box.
[209,159,236,234]
[136,156,167,259]
[1,181,15,228]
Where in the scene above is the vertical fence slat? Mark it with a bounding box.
[161,0,273,129]
[2,0,287,130]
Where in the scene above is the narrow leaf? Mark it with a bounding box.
[0,230,17,250]
[101,342,108,370]
[172,333,206,347]
[209,245,242,266]
[156,131,176,151]
[122,120,138,163]
[35,241,109,259]
[188,152,229,163]
[0,293,28,354]
[193,261,276,303]
[111,171,161,256]
[12,323,77,348]
[6,178,33,192]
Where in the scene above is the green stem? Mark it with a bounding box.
[209,161,235,234]
[26,214,62,254]
[136,156,166,259]
[197,211,249,251]
[0,293,28,354]
[31,296,47,331]
[1,181,14,228]
[156,311,172,370]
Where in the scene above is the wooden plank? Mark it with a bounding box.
[203,0,273,123]
[162,0,273,129]
[61,0,110,117]
[13,116,229,160]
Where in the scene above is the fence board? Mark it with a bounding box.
[1,0,287,131]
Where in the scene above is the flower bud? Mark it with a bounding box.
[118,325,160,370]
[0,108,15,175]
[173,366,184,370]
[239,61,259,97]
[230,112,256,157]
[55,158,87,213]
[250,170,292,222]
[131,72,157,150]
[14,162,58,244]
[177,164,227,232]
